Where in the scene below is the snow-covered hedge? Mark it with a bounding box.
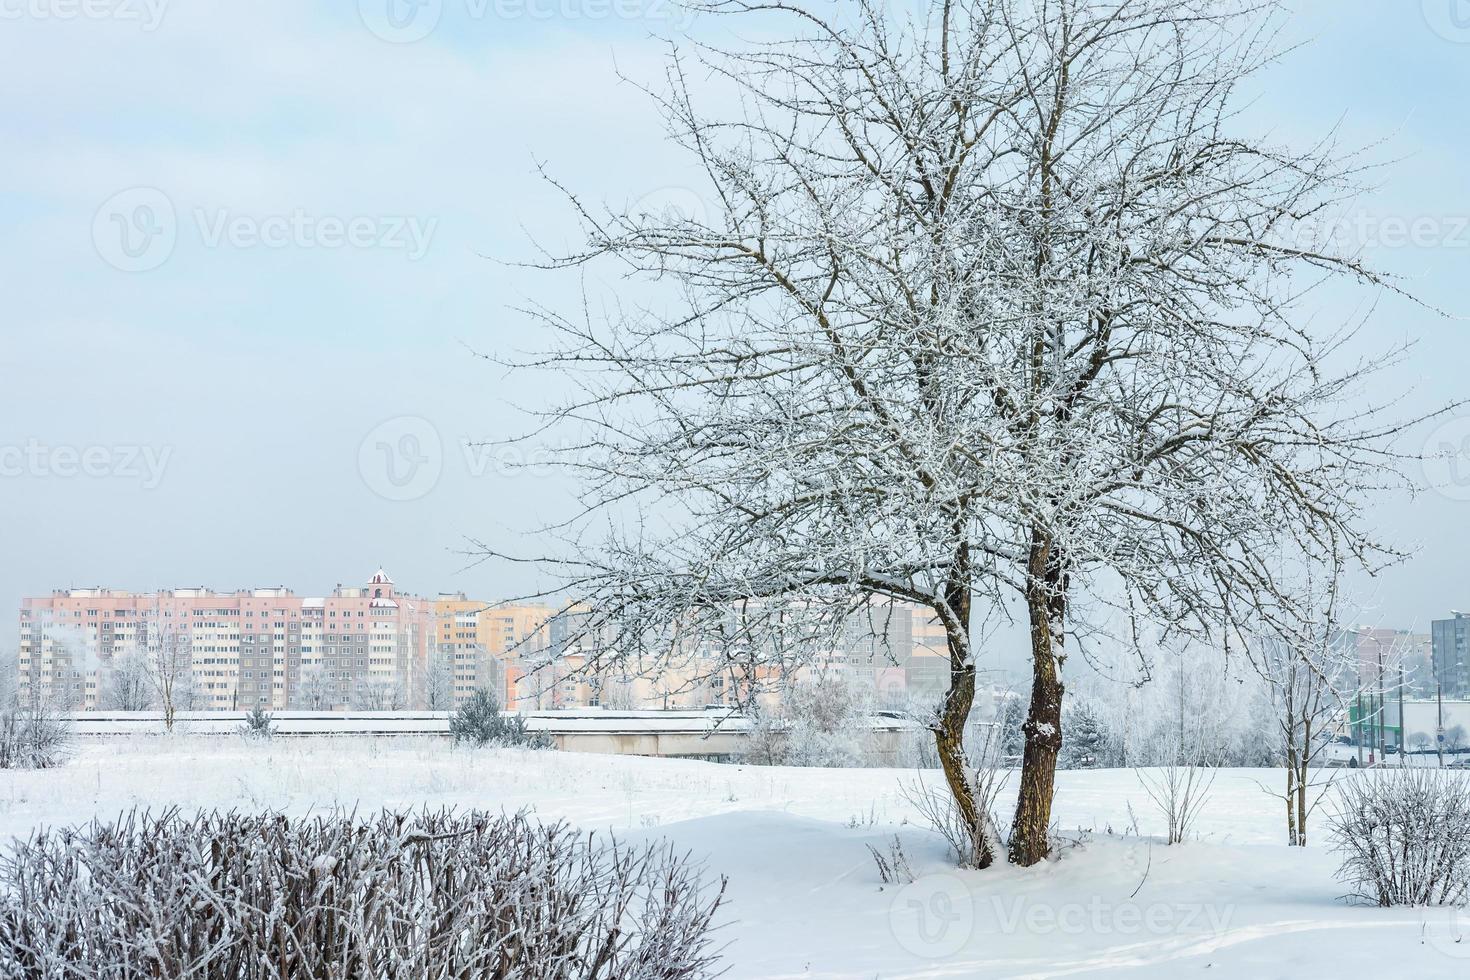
[0,808,726,979]
[1328,768,1470,907]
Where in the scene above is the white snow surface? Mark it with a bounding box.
[3,737,1468,978]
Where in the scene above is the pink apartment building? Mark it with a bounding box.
[18,569,433,711]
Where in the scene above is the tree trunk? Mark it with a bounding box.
[934,657,991,868]
[1010,533,1065,866]
[1296,719,1311,847]
[1284,737,1299,846]
[931,541,995,869]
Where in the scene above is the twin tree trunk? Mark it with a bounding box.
[1285,720,1311,846]
[932,535,1065,869]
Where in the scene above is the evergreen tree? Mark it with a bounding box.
[449,689,553,750]
[1061,701,1107,769]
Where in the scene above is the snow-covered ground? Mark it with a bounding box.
[2,737,1467,978]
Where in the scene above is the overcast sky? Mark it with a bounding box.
[2,0,1468,656]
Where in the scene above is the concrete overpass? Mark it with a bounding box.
[67,709,925,762]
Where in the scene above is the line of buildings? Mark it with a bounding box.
[1343,615,1470,700]
[15,569,953,713]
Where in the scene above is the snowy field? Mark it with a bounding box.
[2,737,1467,978]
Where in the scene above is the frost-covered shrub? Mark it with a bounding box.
[449,688,554,749]
[239,705,274,739]
[900,724,1011,869]
[1328,768,1470,907]
[0,704,71,770]
[743,675,875,767]
[0,808,726,979]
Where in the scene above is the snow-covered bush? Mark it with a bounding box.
[0,704,71,770]
[449,688,553,749]
[0,808,726,978]
[1328,768,1470,907]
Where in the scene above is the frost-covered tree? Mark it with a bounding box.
[425,651,456,711]
[293,667,332,710]
[0,649,19,711]
[1447,725,1468,756]
[138,608,192,732]
[743,672,875,767]
[1251,571,1395,846]
[352,676,408,711]
[499,0,1441,865]
[996,693,1027,760]
[101,653,154,711]
[450,688,553,749]
[1060,698,1109,769]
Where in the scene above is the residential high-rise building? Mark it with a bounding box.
[1431,613,1470,699]
[18,570,433,711]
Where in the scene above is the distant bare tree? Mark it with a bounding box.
[352,676,408,711]
[499,0,1446,866]
[0,649,16,711]
[140,610,192,733]
[1253,570,1399,846]
[101,654,155,711]
[294,667,333,710]
[1448,725,1468,756]
[425,652,456,711]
